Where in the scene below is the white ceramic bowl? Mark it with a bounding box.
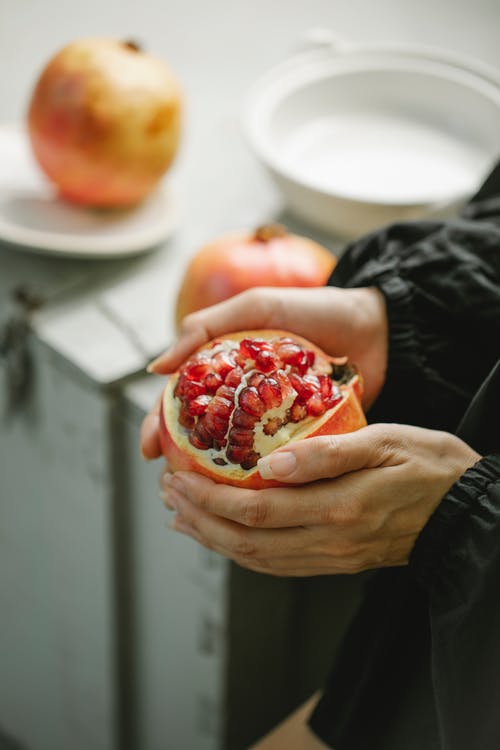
[244,36,500,237]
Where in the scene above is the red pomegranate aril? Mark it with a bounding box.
[174,373,188,398]
[183,380,206,400]
[204,372,223,393]
[228,426,254,447]
[179,407,195,429]
[225,366,244,387]
[189,420,213,449]
[213,351,236,377]
[240,452,260,470]
[255,349,280,372]
[215,384,236,401]
[188,394,211,416]
[325,391,343,409]
[306,393,326,416]
[306,350,316,368]
[263,417,283,436]
[208,396,233,420]
[289,373,316,402]
[239,386,266,417]
[289,402,307,422]
[276,343,303,364]
[247,371,266,388]
[202,412,228,439]
[240,338,269,359]
[186,361,212,380]
[232,407,258,428]
[258,377,283,409]
[318,374,333,399]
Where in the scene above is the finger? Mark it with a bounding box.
[163,469,377,530]
[140,397,163,460]
[257,424,392,483]
[147,289,278,374]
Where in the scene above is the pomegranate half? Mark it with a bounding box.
[159,330,366,488]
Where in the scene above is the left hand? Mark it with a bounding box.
[160,424,480,576]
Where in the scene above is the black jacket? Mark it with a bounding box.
[309,166,500,750]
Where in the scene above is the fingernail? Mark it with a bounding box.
[159,490,175,511]
[258,451,296,479]
[146,360,159,374]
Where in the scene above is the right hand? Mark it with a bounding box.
[142,286,388,460]
[149,286,388,409]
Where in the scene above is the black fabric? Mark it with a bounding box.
[308,163,500,750]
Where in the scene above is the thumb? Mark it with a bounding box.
[257,425,389,483]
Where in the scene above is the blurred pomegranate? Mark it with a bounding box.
[27,38,182,207]
[175,224,336,326]
[159,329,365,488]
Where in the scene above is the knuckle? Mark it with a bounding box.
[240,492,268,527]
[230,532,257,559]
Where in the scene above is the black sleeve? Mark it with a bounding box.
[328,165,500,431]
[409,454,500,750]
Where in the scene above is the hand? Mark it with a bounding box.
[141,285,389,459]
[159,424,480,576]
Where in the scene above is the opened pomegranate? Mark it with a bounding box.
[159,330,366,488]
[27,38,182,207]
[175,225,336,326]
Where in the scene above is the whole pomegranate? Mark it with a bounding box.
[175,225,336,325]
[159,330,366,488]
[27,38,182,207]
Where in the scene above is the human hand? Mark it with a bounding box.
[141,285,388,459]
[159,424,480,576]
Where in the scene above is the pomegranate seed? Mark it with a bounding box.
[248,371,266,388]
[289,402,307,422]
[213,351,236,377]
[225,366,244,387]
[188,394,211,416]
[240,338,269,359]
[228,427,254,446]
[325,390,343,410]
[215,384,236,401]
[174,373,188,398]
[276,343,304,366]
[226,444,250,464]
[185,361,212,380]
[258,377,283,409]
[183,380,206,400]
[204,372,224,393]
[213,457,228,466]
[289,373,316,402]
[179,407,195,429]
[202,412,228,439]
[208,396,233,420]
[213,438,227,450]
[232,408,258,428]
[239,386,265,416]
[189,419,213,449]
[306,349,315,368]
[241,452,260,470]
[318,374,333,399]
[263,417,283,436]
[255,349,280,372]
[306,394,326,416]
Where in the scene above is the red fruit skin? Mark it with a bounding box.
[158,330,367,490]
[27,38,182,207]
[175,227,336,326]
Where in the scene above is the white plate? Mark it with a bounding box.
[244,36,500,237]
[0,125,178,259]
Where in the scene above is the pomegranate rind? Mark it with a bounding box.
[175,231,336,325]
[159,330,367,489]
